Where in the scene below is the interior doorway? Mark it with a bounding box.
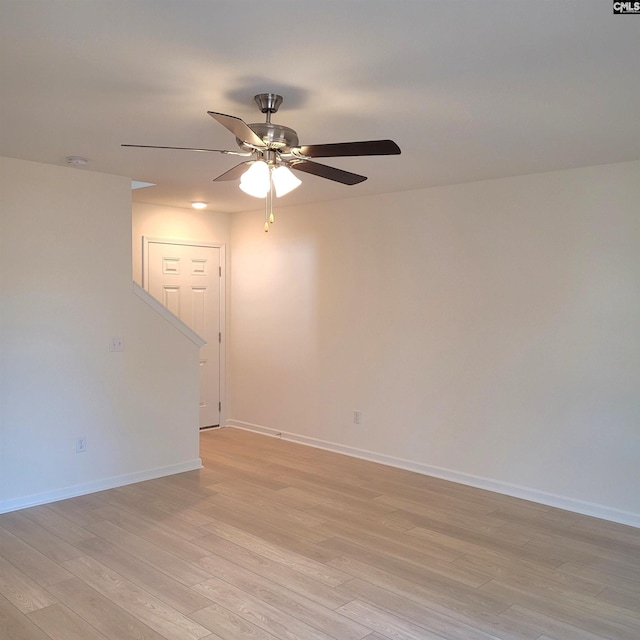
[143,237,225,428]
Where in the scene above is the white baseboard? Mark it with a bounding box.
[225,420,640,529]
[0,458,203,515]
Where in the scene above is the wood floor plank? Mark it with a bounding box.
[194,533,353,609]
[210,482,328,527]
[327,553,508,617]
[132,475,219,510]
[143,468,220,494]
[76,535,215,614]
[278,483,396,520]
[453,552,605,598]
[275,467,386,502]
[337,578,513,640]
[194,552,371,640]
[199,502,337,562]
[208,477,339,520]
[189,600,280,640]
[522,535,640,571]
[90,505,212,561]
[61,555,211,640]
[35,493,108,527]
[380,501,535,546]
[199,518,351,587]
[335,598,448,640]
[480,579,640,640]
[498,604,617,640]
[27,602,111,640]
[0,526,73,586]
[309,502,437,542]
[373,486,497,519]
[558,560,640,594]
[204,491,329,542]
[568,515,640,549]
[0,512,85,564]
[406,523,565,571]
[0,594,53,640]
[0,555,59,614]
[596,585,640,617]
[320,533,490,590]
[21,504,97,545]
[493,573,640,630]
[1,427,638,640]
[92,488,212,541]
[197,451,285,485]
[316,515,467,566]
[46,577,169,640]
[45,497,107,528]
[407,521,566,569]
[84,519,214,586]
[143,495,222,527]
[193,576,341,640]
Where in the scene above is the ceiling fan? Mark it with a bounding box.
[123,93,401,230]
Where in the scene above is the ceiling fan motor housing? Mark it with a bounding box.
[237,122,299,151]
[235,93,300,152]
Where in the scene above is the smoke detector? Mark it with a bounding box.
[66,156,88,166]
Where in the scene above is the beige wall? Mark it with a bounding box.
[228,160,640,525]
[15,159,636,524]
[0,158,202,511]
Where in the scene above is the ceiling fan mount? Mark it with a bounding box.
[253,92,283,115]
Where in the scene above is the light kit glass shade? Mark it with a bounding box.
[272,165,301,197]
[239,160,270,198]
[239,161,301,199]
[239,160,302,232]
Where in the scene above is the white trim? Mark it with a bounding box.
[225,420,640,529]
[142,237,226,427]
[133,282,205,347]
[0,459,203,515]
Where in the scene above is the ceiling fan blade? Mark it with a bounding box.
[212,161,253,182]
[122,144,251,156]
[295,139,401,158]
[207,111,266,148]
[290,160,367,185]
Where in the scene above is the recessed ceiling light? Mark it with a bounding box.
[191,202,208,209]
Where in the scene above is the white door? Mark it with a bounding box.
[145,239,223,428]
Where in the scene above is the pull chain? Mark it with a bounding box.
[264,168,275,232]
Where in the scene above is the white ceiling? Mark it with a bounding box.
[1,1,638,213]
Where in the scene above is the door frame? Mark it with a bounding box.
[142,236,226,428]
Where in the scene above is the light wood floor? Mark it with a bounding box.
[1,428,639,640]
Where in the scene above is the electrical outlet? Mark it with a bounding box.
[109,337,124,352]
[76,436,87,453]
[353,410,362,424]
